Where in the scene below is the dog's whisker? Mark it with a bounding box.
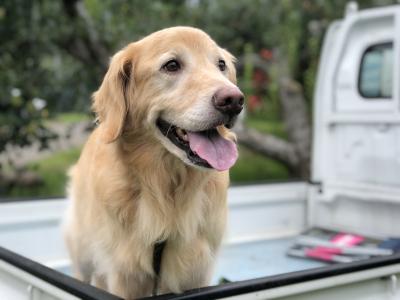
[166,124,174,136]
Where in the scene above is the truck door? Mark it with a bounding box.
[311,6,400,237]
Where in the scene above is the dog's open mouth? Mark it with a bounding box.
[156,119,238,171]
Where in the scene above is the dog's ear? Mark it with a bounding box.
[92,50,133,143]
[222,49,237,84]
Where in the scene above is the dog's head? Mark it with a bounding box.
[93,27,244,171]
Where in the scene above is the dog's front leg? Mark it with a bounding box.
[107,271,153,299]
[93,274,107,290]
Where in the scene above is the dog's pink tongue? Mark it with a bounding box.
[187,131,238,171]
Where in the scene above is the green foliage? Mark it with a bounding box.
[246,119,287,140]
[8,147,81,197]
[53,113,90,124]
[2,0,397,114]
[230,146,289,184]
[0,1,60,155]
[0,90,55,154]
[242,43,255,96]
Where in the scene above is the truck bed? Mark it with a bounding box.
[2,183,400,300]
[0,183,325,285]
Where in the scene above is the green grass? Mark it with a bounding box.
[246,118,287,140]
[8,148,81,198]
[53,112,90,124]
[230,146,289,183]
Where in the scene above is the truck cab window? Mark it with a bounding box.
[359,42,393,99]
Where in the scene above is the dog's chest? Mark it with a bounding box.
[136,186,209,242]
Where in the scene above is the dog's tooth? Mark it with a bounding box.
[182,131,188,141]
[176,128,185,139]
[175,127,190,142]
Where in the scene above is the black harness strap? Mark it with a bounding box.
[152,240,167,296]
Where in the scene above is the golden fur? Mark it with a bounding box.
[64,27,240,299]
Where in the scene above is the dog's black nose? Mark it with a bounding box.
[212,86,244,117]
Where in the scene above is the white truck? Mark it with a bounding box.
[0,3,399,300]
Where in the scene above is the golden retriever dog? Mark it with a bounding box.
[64,26,244,299]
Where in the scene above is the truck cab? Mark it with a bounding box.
[311,3,400,238]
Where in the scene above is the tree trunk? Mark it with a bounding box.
[278,78,311,178]
[233,78,312,179]
[61,0,108,73]
[233,118,300,175]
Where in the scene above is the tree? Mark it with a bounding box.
[1,0,397,184]
[56,0,399,179]
[0,1,57,191]
[56,0,313,178]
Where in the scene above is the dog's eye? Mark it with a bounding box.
[218,59,226,72]
[162,60,181,73]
